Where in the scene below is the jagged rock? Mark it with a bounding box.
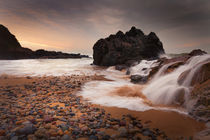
[189,49,207,56]
[130,75,148,84]
[93,26,165,66]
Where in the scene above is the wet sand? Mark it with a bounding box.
[0,75,206,140]
[95,105,206,139]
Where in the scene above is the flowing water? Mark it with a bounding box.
[143,55,210,107]
[0,55,209,114]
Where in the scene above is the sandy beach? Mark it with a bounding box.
[0,75,206,140]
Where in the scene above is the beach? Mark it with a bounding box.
[0,75,206,140]
[1,2,210,139]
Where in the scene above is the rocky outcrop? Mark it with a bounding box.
[93,26,165,66]
[152,53,209,122]
[34,49,88,59]
[130,75,148,84]
[0,24,89,59]
[148,49,208,78]
[189,49,207,56]
[178,61,210,86]
[188,62,210,122]
[0,25,35,59]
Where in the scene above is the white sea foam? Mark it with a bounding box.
[0,58,95,76]
[79,80,153,111]
[129,60,159,76]
[79,59,188,114]
[143,55,210,106]
[1,55,209,114]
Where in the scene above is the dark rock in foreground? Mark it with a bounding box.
[93,26,165,66]
[130,75,148,84]
[0,24,89,59]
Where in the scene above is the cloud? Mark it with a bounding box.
[0,0,209,53]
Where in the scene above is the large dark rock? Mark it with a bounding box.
[0,24,35,59]
[0,24,89,59]
[93,26,165,66]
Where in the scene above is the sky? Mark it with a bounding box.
[0,0,209,55]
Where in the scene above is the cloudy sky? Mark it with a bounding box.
[0,0,209,54]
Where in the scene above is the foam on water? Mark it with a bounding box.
[0,58,95,76]
[1,55,208,114]
[79,59,187,114]
[143,55,210,106]
[79,79,153,111]
[129,60,159,76]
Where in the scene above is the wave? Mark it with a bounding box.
[143,55,210,107]
[1,55,209,115]
[80,54,210,114]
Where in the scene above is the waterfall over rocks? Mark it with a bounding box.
[143,55,210,107]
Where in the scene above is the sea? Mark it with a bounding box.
[0,55,209,115]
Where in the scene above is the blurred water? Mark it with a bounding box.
[2,56,207,114]
[0,58,94,76]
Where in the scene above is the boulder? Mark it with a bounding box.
[93,26,165,66]
[130,75,148,84]
[189,49,207,56]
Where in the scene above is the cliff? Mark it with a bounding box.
[0,24,88,59]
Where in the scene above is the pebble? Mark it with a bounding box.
[102,135,111,140]
[59,124,69,132]
[16,124,36,135]
[89,135,98,140]
[0,76,168,139]
[43,115,54,123]
[58,129,64,136]
[118,127,127,137]
[61,134,71,140]
[0,130,5,136]
[10,136,19,140]
[34,128,47,138]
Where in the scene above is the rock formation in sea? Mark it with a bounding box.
[34,49,89,59]
[93,26,165,66]
[0,24,89,59]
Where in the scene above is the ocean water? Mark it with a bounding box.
[0,55,209,114]
[0,58,94,76]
